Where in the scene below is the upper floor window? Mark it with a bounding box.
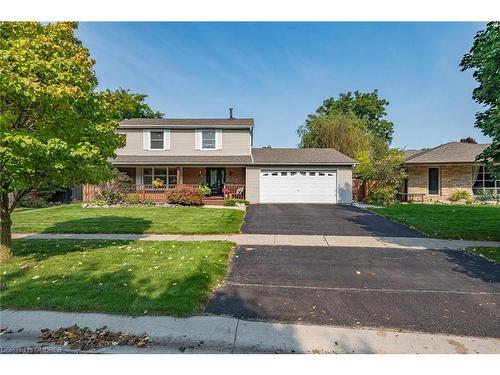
[202,130,216,149]
[150,131,164,149]
[143,129,170,150]
[196,129,222,150]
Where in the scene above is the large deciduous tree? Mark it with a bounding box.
[460,22,500,177]
[0,22,125,257]
[100,88,164,121]
[298,113,372,159]
[301,90,394,143]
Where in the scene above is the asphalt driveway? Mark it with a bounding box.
[241,204,423,237]
[206,245,500,337]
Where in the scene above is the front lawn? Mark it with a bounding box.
[468,247,500,263]
[0,239,234,316]
[370,204,500,240]
[11,204,244,234]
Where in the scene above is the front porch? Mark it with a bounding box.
[83,166,246,204]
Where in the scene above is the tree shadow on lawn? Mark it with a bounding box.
[1,259,222,317]
[40,216,153,234]
[10,238,136,261]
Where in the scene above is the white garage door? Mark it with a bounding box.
[260,170,337,203]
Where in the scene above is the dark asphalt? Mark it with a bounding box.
[241,204,424,237]
[206,245,500,337]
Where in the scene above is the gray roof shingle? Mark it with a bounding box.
[119,118,254,128]
[251,148,356,165]
[405,142,490,164]
[113,155,253,165]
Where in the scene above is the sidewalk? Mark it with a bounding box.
[12,232,500,250]
[1,310,499,354]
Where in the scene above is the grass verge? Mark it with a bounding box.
[370,204,500,240]
[467,247,500,263]
[0,239,234,316]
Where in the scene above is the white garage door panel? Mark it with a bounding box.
[260,170,337,203]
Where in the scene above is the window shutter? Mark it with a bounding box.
[216,129,222,150]
[195,130,201,150]
[164,129,170,150]
[143,130,150,150]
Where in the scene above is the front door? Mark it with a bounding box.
[206,168,225,196]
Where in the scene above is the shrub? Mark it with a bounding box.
[475,189,500,202]
[124,193,154,205]
[124,193,141,205]
[223,199,250,206]
[165,185,204,206]
[91,199,107,206]
[450,190,471,202]
[366,186,397,206]
[18,196,49,208]
[198,182,211,196]
[96,172,131,205]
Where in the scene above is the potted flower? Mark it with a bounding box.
[152,178,165,188]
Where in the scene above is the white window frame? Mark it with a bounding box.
[472,165,499,195]
[141,167,177,188]
[196,129,222,150]
[427,167,440,196]
[143,129,170,151]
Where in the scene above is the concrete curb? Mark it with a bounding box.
[1,310,499,354]
[11,232,500,250]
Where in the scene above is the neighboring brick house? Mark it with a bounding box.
[402,142,497,202]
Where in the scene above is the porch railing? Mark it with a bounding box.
[83,183,245,202]
[223,184,245,200]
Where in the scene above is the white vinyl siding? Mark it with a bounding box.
[260,169,337,203]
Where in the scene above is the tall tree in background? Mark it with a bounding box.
[301,90,394,143]
[101,88,163,120]
[460,22,500,176]
[0,22,126,257]
[299,113,372,159]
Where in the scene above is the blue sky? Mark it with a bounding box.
[76,22,490,150]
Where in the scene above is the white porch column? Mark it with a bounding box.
[135,167,142,185]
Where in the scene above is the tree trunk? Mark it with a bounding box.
[0,210,13,260]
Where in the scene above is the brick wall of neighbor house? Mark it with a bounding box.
[407,165,473,202]
[225,167,245,184]
[182,167,206,184]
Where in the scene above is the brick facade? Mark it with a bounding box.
[407,164,473,202]
[182,167,206,184]
[225,167,245,184]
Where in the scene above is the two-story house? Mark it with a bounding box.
[105,111,356,204]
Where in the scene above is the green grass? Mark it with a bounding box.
[0,239,234,316]
[468,247,500,263]
[11,204,244,234]
[370,204,500,240]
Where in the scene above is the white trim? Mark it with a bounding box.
[163,129,170,150]
[427,166,441,196]
[143,130,150,150]
[216,129,222,150]
[199,129,218,151]
[144,129,169,151]
[195,130,201,150]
